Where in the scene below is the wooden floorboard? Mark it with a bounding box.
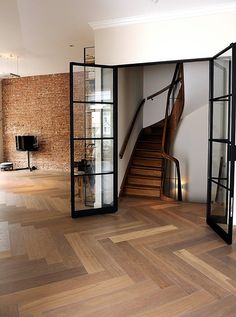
[0,170,236,316]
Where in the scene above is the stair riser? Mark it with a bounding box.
[135,151,162,159]
[128,177,161,187]
[124,187,160,198]
[137,143,161,150]
[130,167,162,177]
[141,136,162,141]
[133,159,162,168]
[139,137,162,142]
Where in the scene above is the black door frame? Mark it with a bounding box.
[207,43,236,244]
[70,62,118,217]
[70,45,236,244]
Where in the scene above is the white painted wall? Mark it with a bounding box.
[95,10,236,65]
[182,62,209,118]
[173,105,208,202]
[118,67,143,192]
[143,63,176,127]
[173,62,209,203]
[0,81,3,162]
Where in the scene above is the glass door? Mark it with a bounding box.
[70,63,118,217]
[207,43,236,244]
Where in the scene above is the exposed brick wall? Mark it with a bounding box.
[2,73,84,171]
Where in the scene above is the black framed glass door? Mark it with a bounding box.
[207,43,236,244]
[70,63,118,217]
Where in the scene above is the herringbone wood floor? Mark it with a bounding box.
[0,171,236,316]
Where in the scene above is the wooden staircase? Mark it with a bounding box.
[120,63,184,201]
[123,124,164,198]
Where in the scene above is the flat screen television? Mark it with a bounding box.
[15,135,39,151]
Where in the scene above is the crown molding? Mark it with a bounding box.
[89,3,236,30]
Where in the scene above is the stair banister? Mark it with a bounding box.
[161,63,183,201]
[161,64,180,150]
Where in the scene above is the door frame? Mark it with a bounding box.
[70,62,118,217]
[206,43,236,244]
[69,45,236,244]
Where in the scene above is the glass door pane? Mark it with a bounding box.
[207,44,236,244]
[70,63,117,217]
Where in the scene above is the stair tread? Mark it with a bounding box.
[139,139,161,143]
[135,148,162,153]
[134,157,162,161]
[132,165,162,169]
[142,134,162,137]
[130,165,162,170]
[128,175,161,180]
[133,160,162,168]
[125,184,160,190]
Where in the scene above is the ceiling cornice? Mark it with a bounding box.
[89,3,236,30]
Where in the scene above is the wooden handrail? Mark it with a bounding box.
[161,63,184,201]
[161,64,181,150]
[147,79,180,101]
[119,98,146,159]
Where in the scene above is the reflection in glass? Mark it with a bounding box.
[211,142,228,185]
[88,104,113,138]
[74,174,114,211]
[213,49,232,99]
[72,65,113,103]
[84,47,95,64]
[73,71,85,102]
[74,140,113,174]
[210,181,229,232]
[73,103,85,138]
[212,100,229,140]
[73,103,113,139]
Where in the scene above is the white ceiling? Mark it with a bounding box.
[0,0,236,76]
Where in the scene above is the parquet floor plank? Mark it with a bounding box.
[174,249,236,294]
[132,289,215,317]
[180,294,236,317]
[65,232,104,274]
[0,171,235,316]
[109,225,178,243]
[39,279,163,317]
[19,275,133,317]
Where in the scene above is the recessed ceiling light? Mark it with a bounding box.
[152,0,159,3]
